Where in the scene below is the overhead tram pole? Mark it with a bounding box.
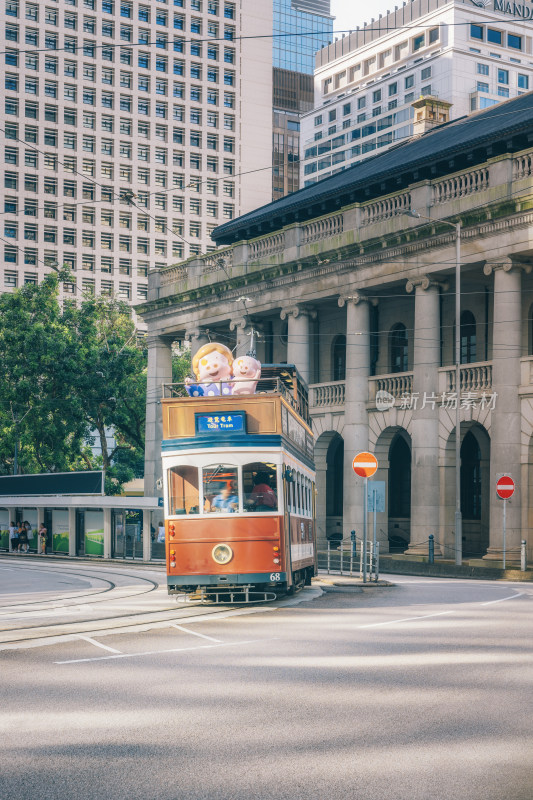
[405,210,462,565]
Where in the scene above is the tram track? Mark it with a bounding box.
[0,558,249,647]
[0,558,160,610]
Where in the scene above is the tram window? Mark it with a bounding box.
[168,466,199,515]
[288,479,294,512]
[243,462,277,512]
[203,464,239,513]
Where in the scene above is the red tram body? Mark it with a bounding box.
[161,367,316,601]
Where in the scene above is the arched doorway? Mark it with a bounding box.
[388,434,411,551]
[313,431,344,547]
[460,429,487,556]
[444,422,490,558]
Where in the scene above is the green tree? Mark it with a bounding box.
[63,293,148,494]
[0,271,88,475]
[0,272,192,492]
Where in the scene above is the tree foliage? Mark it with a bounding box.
[0,271,87,474]
[0,272,150,493]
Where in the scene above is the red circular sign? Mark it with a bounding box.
[496,476,515,500]
[352,452,378,478]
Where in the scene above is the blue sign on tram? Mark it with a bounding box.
[196,412,246,434]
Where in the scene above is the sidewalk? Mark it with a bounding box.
[314,571,394,590]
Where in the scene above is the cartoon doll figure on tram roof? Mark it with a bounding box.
[231,354,261,396]
[185,342,234,397]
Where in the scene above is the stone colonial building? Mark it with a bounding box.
[139,92,533,565]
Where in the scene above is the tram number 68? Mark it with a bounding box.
[269,572,281,582]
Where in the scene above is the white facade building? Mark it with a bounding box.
[301,0,533,185]
[0,0,272,311]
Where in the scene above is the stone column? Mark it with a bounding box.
[230,316,253,357]
[143,510,152,562]
[405,277,442,555]
[484,259,523,563]
[185,327,209,362]
[339,293,370,538]
[280,306,316,384]
[144,334,173,499]
[103,507,112,559]
[68,506,76,557]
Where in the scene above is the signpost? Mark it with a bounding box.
[367,481,385,577]
[496,475,515,569]
[353,453,379,582]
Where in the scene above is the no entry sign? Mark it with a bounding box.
[352,452,378,478]
[496,476,515,500]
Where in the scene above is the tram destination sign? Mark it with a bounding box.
[195,411,246,434]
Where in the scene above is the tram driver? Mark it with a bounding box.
[210,486,239,513]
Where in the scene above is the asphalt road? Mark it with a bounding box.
[1,562,532,800]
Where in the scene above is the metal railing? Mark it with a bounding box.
[321,535,380,582]
[162,376,310,426]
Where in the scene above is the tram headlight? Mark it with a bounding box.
[212,543,233,565]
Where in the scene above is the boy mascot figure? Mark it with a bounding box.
[185,342,234,397]
[232,354,261,395]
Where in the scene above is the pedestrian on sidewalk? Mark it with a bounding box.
[38,523,47,555]
[25,521,34,552]
[18,522,28,553]
[8,521,18,553]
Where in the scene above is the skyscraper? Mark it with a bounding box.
[272,0,332,198]
[0,0,272,307]
[300,0,533,185]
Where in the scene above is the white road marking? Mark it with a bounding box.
[358,610,455,628]
[171,624,221,642]
[55,637,277,665]
[77,636,122,654]
[480,592,524,606]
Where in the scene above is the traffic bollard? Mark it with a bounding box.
[521,539,527,572]
[428,534,434,565]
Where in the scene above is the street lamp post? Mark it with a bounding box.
[405,210,462,566]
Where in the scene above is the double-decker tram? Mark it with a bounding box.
[161,358,316,602]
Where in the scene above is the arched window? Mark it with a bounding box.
[390,323,408,373]
[460,311,476,364]
[332,335,346,381]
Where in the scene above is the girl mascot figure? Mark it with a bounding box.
[185,342,234,397]
[232,354,261,395]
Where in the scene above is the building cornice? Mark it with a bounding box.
[137,198,533,321]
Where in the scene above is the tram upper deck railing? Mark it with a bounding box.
[162,364,310,427]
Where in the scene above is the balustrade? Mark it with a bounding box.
[360,192,411,226]
[440,362,493,394]
[432,168,489,204]
[202,248,234,274]
[513,152,533,180]
[160,264,188,286]
[248,233,284,260]
[301,213,344,244]
[369,372,413,402]
[309,381,345,408]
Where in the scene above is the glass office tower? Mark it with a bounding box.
[272,0,332,198]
